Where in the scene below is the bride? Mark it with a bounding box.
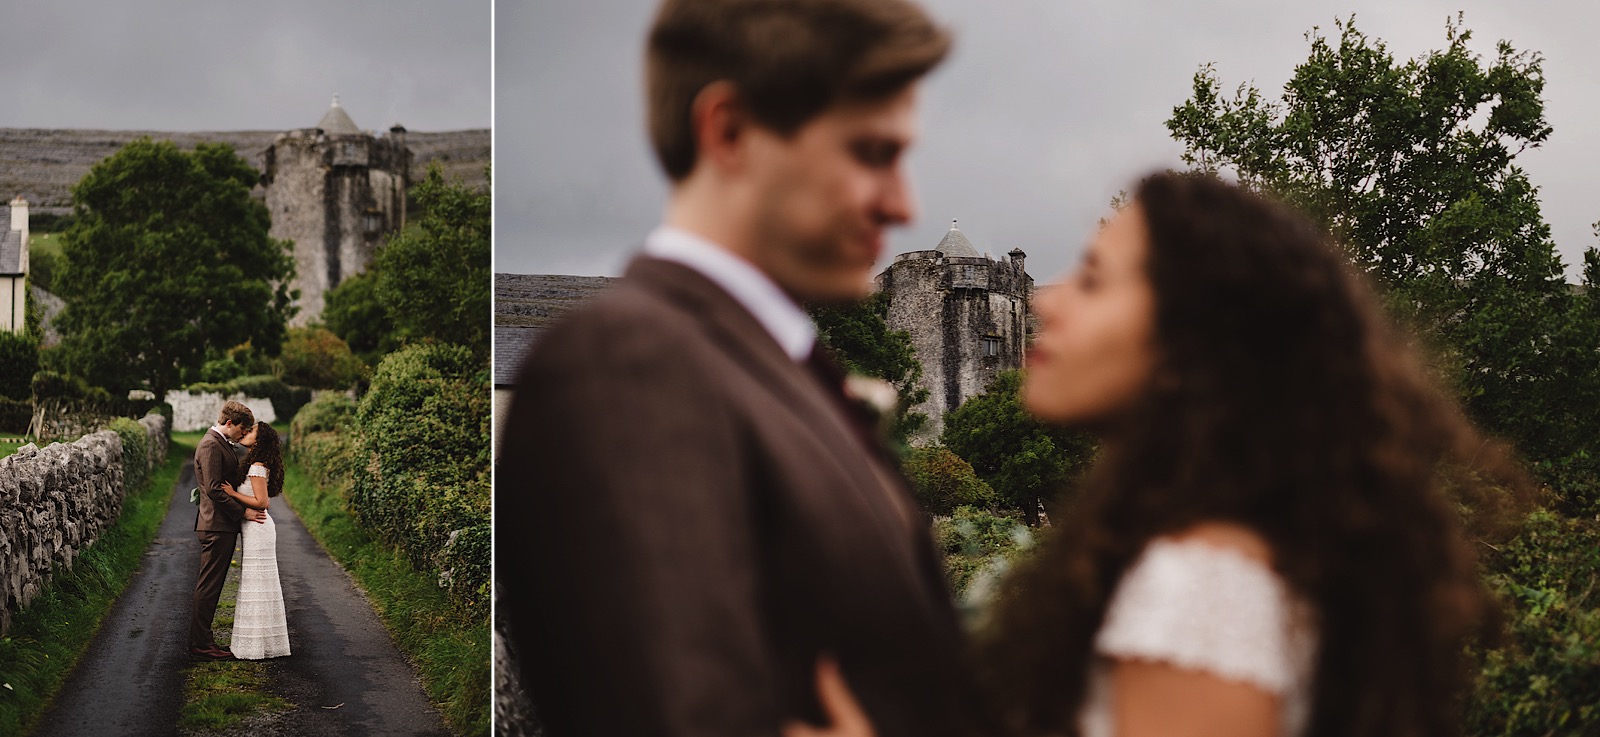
[221,421,292,660]
[794,171,1527,737]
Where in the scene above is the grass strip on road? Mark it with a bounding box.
[281,460,490,737]
[0,433,190,736]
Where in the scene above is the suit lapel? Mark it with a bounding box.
[624,256,919,538]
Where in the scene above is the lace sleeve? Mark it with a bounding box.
[1093,538,1311,694]
[247,463,269,479]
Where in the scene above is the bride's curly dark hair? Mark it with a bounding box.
[243,422,285,498]
[975,171,1531,737]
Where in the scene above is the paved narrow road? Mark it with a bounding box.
[35,459,452,737]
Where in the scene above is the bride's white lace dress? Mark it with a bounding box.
[232,462,291,660]
[1078,538,1319,737]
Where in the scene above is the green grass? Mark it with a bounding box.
[281,460,489,736]
[0,434,187,736]
[28,233,62,257]
[0,440,36,461]
[180,660,290,732]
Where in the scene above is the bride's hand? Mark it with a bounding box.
[783,656,874,737]
[220,482,234,493]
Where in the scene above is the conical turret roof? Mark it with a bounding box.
[935,220,980,258]
[317,94,361,136]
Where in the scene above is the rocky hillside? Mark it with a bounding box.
[495,273,617,386]
[0,127,490,210]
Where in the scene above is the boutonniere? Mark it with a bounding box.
[842,374,899,434]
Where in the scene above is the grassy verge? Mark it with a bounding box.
[0,434,186,736]
[281,460,489,736]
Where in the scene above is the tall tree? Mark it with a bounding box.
[1165,15,1600,485]
[54,139,294,401]
[373,164,490,359]
[942,370,1095,526]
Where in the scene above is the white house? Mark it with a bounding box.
[0,196,28,333]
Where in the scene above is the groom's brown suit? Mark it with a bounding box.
[499,257,980,737]
[190,427,247,650]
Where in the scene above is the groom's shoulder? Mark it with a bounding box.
[527,277,708,369]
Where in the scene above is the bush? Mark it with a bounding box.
[903,446,997,516]
[108,416,151,494]
[198,357,245,384]
[0,397,30,433]
[1467,508,1600,734]
[348,343,490,618]
[0,331,40,400]
[932,506,1034,619]
[278,327,363,390]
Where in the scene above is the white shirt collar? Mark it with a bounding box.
[209,424,231,443]
[644,225,816,362]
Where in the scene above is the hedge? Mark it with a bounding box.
[290,344,490,618]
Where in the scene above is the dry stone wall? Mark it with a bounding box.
[0,414,168,635]
[169,391,277,432]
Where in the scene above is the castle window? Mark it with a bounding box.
[981,336,1002,357]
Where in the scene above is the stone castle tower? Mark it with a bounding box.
[876,221,1032,443]
[262,96,412,326]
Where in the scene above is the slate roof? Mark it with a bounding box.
[0,208,20,275]
[317,95,362,136]
[935,221,981,258]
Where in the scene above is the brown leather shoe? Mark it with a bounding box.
[190,646,235,661]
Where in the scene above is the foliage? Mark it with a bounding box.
[902,446,997,516]
[0,398,29,433]
[371,164,490,359]
[810,291,930,445]
[107,416,152,495]
[277,326,363,390]
[1466,509,1600,734]
[0,330,39,401]
[197,357,245,384]
[942,370,1097,525]
[348,343,490,618]
[322,271,400,366]
[52,138,295,402]
[279,459,489,736]
[0,436,185,736]
[25,249,57,293]
[183,374,313,426]
[932,506,1034,622]
[30,370,106,403]
[1165,15,1600,492]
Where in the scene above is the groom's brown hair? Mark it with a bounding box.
[218,400,254,429]
[646,0,951,181]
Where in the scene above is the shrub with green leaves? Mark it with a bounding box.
[903,446,997,517]
[1466,508,1600,734]
[0,330,40,401]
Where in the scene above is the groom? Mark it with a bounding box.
[499,0,979,735]
[189,399,264,660]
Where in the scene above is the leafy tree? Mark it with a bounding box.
[278,326,363,390]
[942,370,1096,526]
[1165,15,1600,490]
[810,291,931,445]
[53,139,295,402]
[0,330,39,401]
[372,164,490,359]
[323,270,400,365]
[902,446,997,517]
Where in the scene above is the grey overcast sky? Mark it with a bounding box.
[498,1,1600,284]
[1,0,490,133]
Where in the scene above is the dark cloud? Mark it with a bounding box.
[498,1,1600,283]
[4,0,489,132]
